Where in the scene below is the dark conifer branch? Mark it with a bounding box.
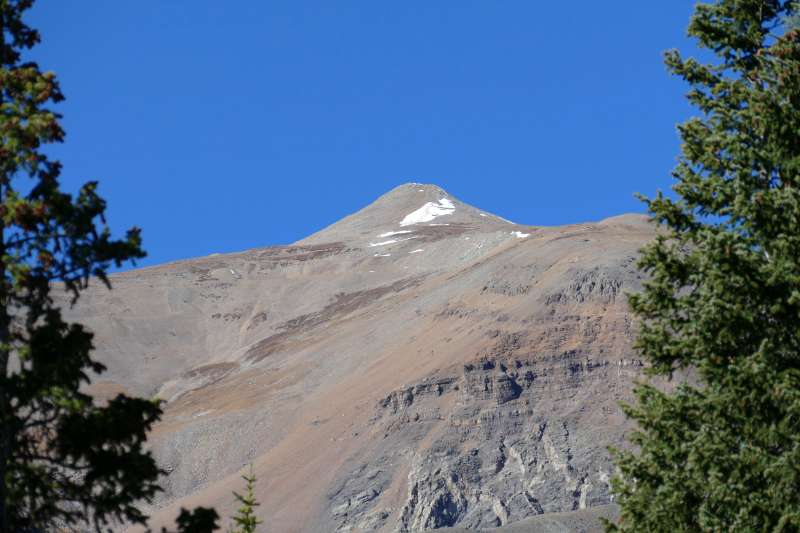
[605,1,800,531]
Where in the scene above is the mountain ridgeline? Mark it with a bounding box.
[61,184,652,532]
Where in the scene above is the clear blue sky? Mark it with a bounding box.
[27,1,702,271]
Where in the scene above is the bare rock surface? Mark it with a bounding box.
[441,504,619,533]
[59,184,653,532]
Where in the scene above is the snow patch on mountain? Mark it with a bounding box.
[400,198,455,226]
[369,236,417,247]
[378,230,413,238]
[369,240,397,247]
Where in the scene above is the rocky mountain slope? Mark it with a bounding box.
[60,184,653,532]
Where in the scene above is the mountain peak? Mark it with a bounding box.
[295,183,511,246]
[62,180,658,532]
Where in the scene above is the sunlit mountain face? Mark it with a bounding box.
[62,184,652,532]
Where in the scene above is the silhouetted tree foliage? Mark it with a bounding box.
[160,508,220,533]
[605,1,800,531]
[0,2,219,532]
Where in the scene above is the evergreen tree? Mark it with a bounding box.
[228,464,262,533]
[605,1,800,531]
[0,2,218,532]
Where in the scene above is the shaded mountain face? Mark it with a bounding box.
[61,184,652,532]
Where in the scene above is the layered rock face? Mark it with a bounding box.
[60,184,652,532]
